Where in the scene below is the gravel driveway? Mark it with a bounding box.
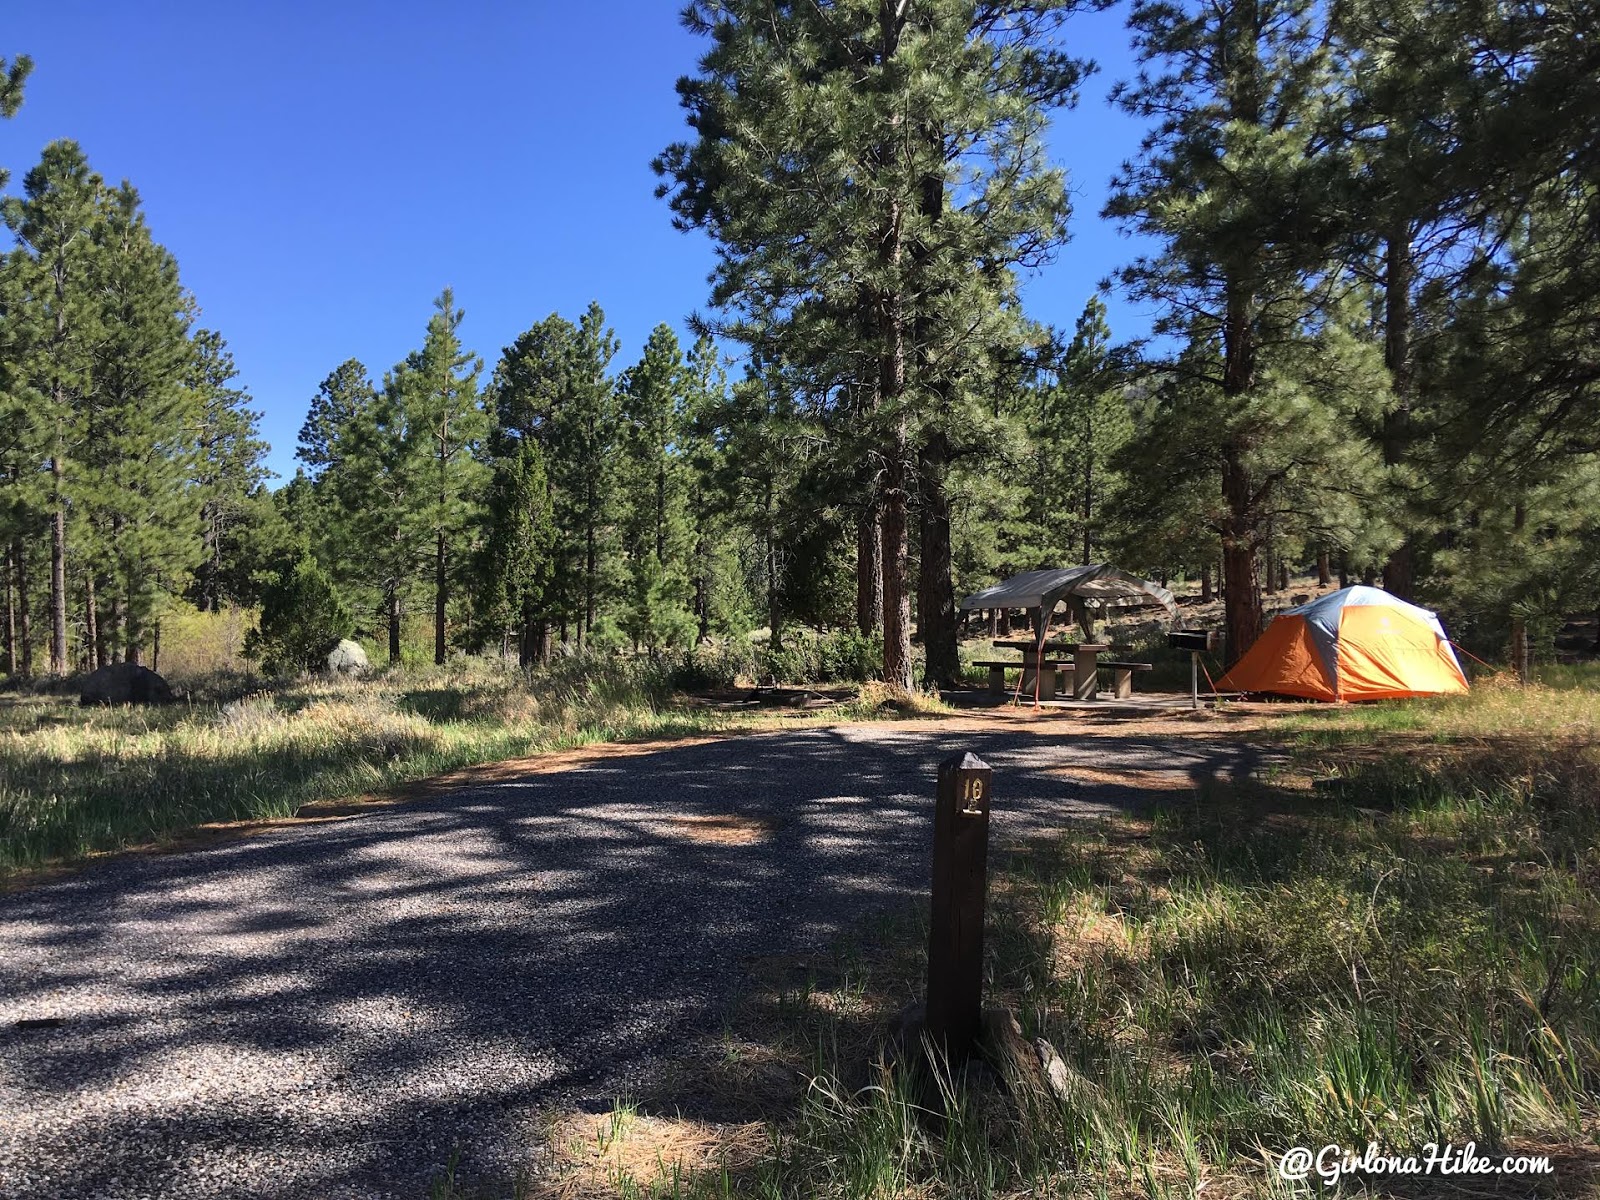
[0,721,1266,1199]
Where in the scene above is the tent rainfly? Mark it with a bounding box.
[1217,586,1469,701]
[960,565,1177,634]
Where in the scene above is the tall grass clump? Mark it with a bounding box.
[721,736,1598,1198]
[0,654,725,878]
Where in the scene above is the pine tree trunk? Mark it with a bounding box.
[1082,412,1094,564]
[856,499,882,636]
[151,621,161,675]
[917,438,958,690]
[881,447,913,691]
[1317,549,1332,587]
[2,543,14,677]
[1219,274,1264,666]
[584,526,596,647]
[1511,502,1529,682]
[14,538,31,679]
[1200,564,1212,604]
[49,446,67,675]
[388,588,402,666]
[765,537,782,653]
[1381,219,1417,601]
[1220,447,1262,669]
[434,530,447,665]
[199,502,217,613]
[1279,561,1289,592]
[694,523,711,642]
[1338,553,1350,589]
[85,576,100,670]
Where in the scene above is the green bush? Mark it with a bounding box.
[243,555,354,674]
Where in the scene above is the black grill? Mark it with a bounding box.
[1168,630,1217,652]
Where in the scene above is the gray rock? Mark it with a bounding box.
[79,663,175,707]
[325,639,369,677]
[1034,1036,1073,1102]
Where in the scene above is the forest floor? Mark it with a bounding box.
[1,675,1598,1198]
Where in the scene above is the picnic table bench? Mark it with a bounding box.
[1100,660,1153,699]
[972,658,1071,698]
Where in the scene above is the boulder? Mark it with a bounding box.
[79,663,175,707]
[326,639,369,677]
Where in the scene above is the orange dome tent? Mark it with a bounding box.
[1217,586,1469,701]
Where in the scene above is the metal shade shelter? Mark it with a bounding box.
[960,565,1177,633]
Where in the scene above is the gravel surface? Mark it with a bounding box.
[0,722,1267,1199]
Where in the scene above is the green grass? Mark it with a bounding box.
[548,688,1600,1200]
[0,654,757,879]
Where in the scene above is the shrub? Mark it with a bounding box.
[243,555,354,674]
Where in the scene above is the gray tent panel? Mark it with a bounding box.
[960,565,1176,618]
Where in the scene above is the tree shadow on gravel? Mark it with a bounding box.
[0,722,1272,1199]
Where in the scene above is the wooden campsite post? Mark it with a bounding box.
[925,752,993,1064]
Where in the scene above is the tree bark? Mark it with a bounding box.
[434,530,448,665]
[1317,549,1332,587]
[856,498,883,636]
[49,446,67,675]
[917,437,959,690]
[14,538,30,678]
[388,588,402,666]
[2,544,13,676]
[1220,278,1264,667]
[881,444,913,690]
[1510,502,1529,682]
[1381,219,1417,600]
[1200,563,1212,604]
[85,575,100,670]
[875,0,913,693]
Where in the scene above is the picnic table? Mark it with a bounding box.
[981,641,1152,701]
[989,640,1110,700]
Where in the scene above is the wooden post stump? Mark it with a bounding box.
[925,752,992,1065]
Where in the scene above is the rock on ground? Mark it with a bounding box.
[326,639,370,677]
[78,663,175,707]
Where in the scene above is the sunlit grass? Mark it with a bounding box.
[586,684,1600,1200]
[0,656,754,878]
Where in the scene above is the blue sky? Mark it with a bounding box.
[2,2,1154,482]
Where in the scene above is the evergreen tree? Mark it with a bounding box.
[400,289,484,664]
[478,438,557,665]
[618,324,696,650]
[297,358,375,479]
[1106,0,1389,664]
[245,552,354,674]
[525,302,624,646]
[659,0,1087,689]
[85,181,197,665]
[189,329,270,611]
[0,53,32,191]
[2,141,105,674]
[331,361,427,665]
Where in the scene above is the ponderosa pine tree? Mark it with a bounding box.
[189,329,269,612]
[398,289,484,664]
[559,303,620,645]
[618,324,696,651]
[332,360,427,664]
[1106,0,1390,664]
[478,437,557,665]
[297,358,376,479]
[489,307,621,645]
[2,141,104,674]
[658,0,1086,689]
[86,182,196,665]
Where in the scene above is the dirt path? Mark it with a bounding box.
[0,718,1273,1200]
